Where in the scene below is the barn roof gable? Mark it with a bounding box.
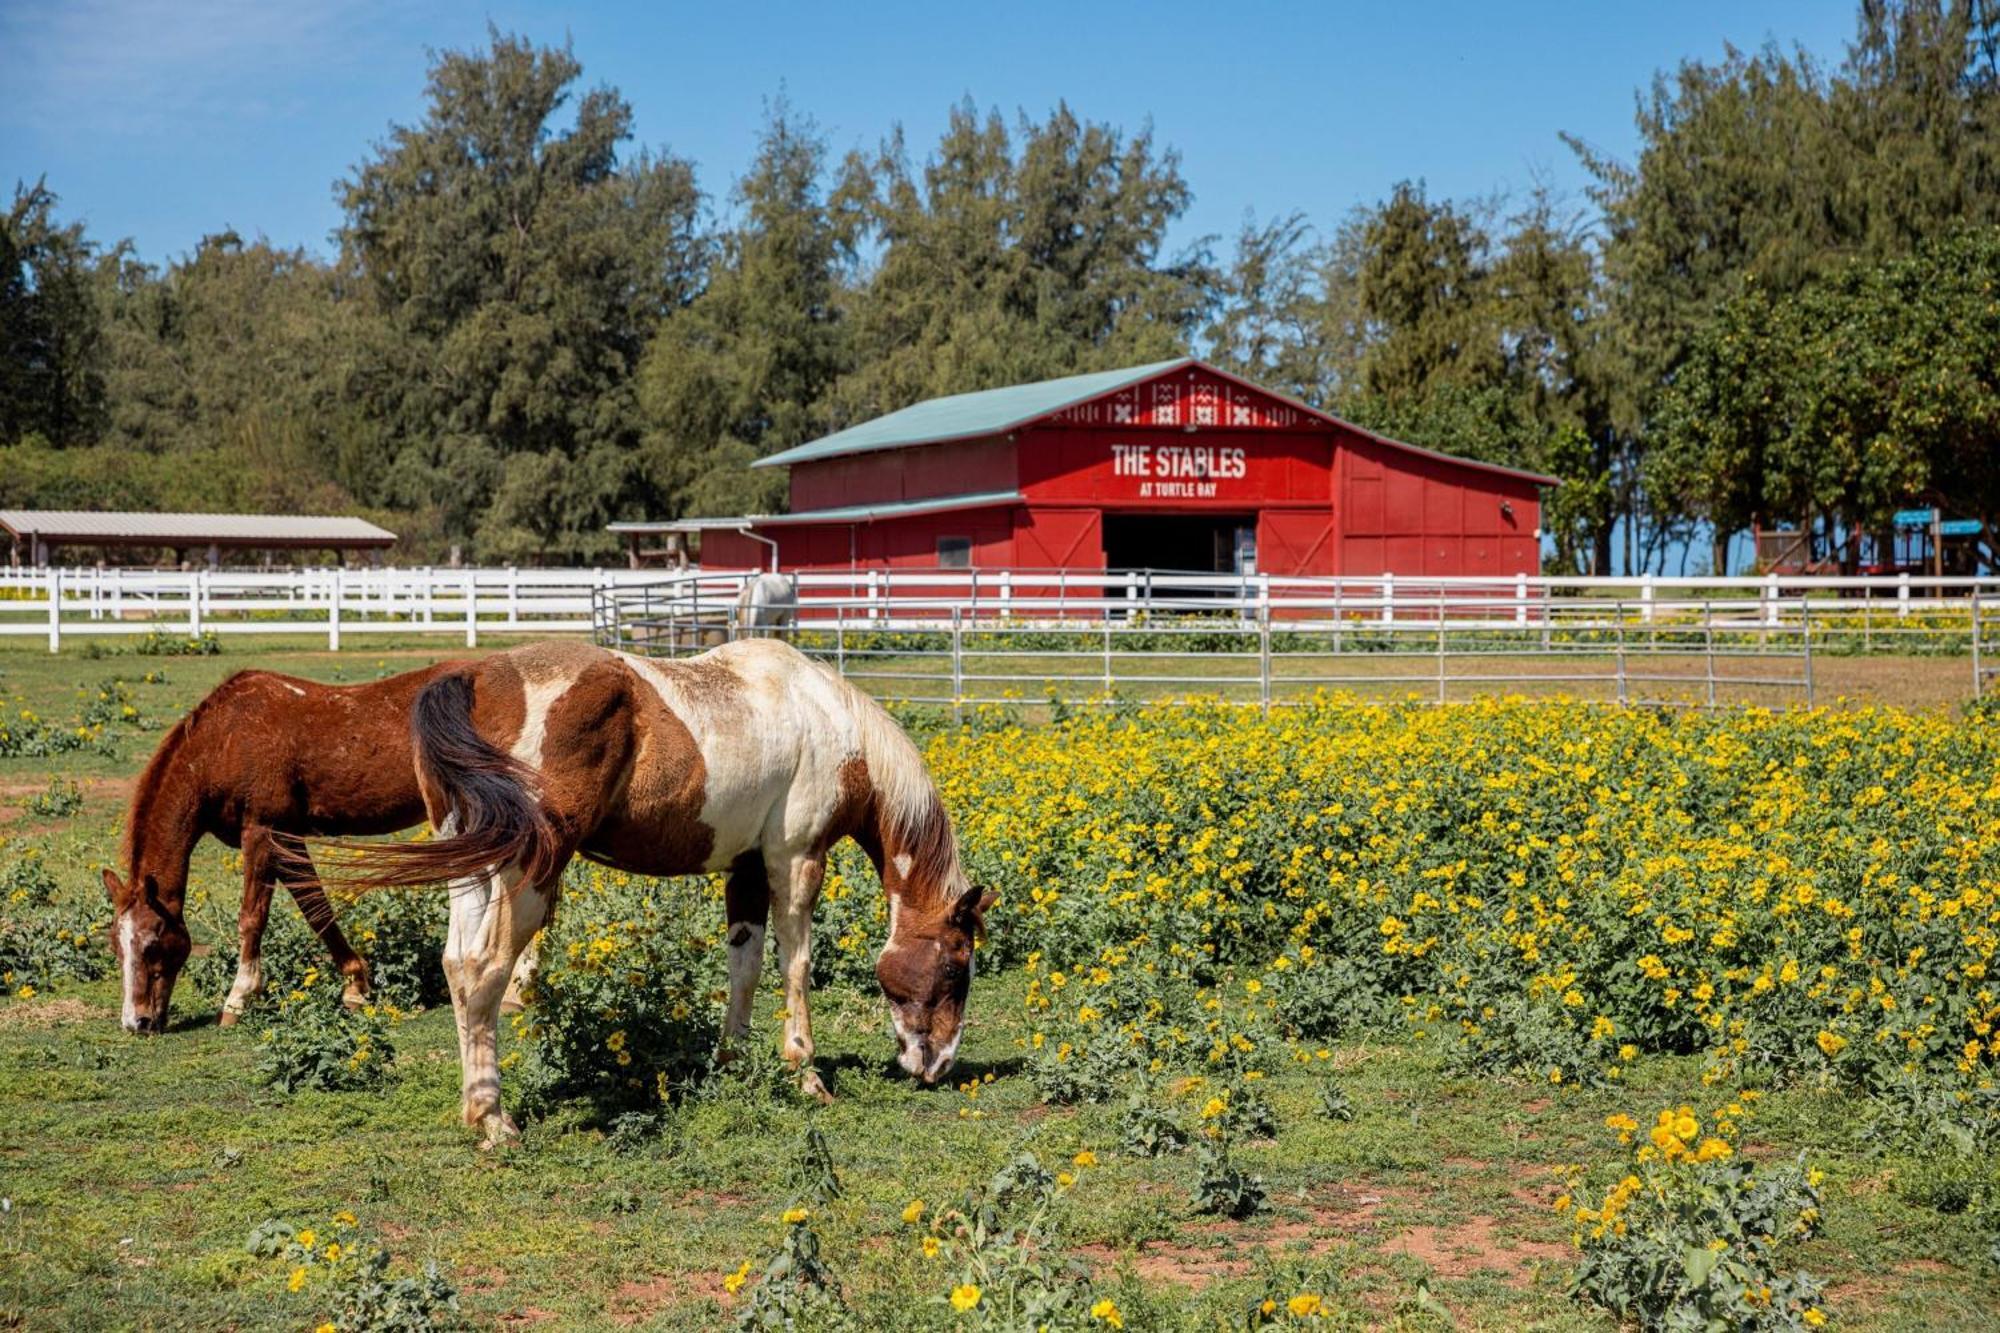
[753,358,1559,487]
[751,360,1188,469]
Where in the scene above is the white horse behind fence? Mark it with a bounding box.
[735,572,799,637]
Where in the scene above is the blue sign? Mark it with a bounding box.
[1894,507,1939,528]
[1940,519,1984,537]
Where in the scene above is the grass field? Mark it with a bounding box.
[2,635,1998,1331]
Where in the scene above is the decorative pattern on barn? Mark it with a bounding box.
[1051,369,1301,429]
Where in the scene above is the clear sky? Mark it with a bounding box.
[3,0,1860,269]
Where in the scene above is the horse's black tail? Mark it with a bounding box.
[325,671,565,891]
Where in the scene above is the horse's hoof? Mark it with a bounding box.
[218,1008,241,1028]
[341,989,368,1010]
[800,1070,833,1104]
[499,996,526,1015]
[477,1112,521,1151]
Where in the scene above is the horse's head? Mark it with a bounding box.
[102,868,190,1034]
[876,887,997,1083]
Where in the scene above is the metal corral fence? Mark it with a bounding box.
[0,565,668,650]
[594,569,2000,713]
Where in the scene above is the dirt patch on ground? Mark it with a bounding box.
[608,1273,716,1324]
[1379,1217,1570,1287]
[0,996,98,1030]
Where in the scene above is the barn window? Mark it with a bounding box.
[936,536,972,568]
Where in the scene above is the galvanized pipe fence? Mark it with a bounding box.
[593,568,2000,715]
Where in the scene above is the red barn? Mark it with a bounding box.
[693,358,1554,578]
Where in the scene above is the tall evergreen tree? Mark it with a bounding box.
[0,181,107,447]
[634,101,853,519]
[337,28,704,559]
[830,101,1211,421]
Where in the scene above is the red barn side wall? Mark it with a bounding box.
[1334,429,1540,578]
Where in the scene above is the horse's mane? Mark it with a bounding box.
[839,672,966,906]
[120,670,264,875]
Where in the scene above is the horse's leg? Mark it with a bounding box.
[441,859,554,1149]
[766,847,830,1102]
[500,933,539,1014]
[275,839,371,1007]
[720,851,770,1053]
[220,827,278,1026]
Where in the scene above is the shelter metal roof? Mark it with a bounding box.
[0,510,397,547]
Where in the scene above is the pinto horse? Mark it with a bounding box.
[105,662,459,1032]
[331,638,993,1147]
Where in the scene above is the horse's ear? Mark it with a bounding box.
[101,868,127,903]
[961,888,999,943]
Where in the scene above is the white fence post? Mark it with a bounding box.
[506,566,520,629]
[1515,572,1528,627]
[1898,573,1911,618]
[1764,573,1780,628]
[998,569,1012,621]
[188,571,202,638]
[1381,573,1395,625]
[329,568,343,651]
[1641,573,1655,625]
[464,571,478,648]
[46,566,60,653]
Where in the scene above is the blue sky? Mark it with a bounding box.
[3,0,1858,268]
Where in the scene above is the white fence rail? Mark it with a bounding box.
[594,569,2000,713]
[0,566,669,651]
[8,565,1998,708]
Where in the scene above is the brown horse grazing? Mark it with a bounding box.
[330,638,993,1147]
[105,662,460,1032]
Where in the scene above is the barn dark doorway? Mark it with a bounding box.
[1103,513,1257,575]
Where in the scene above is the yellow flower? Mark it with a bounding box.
[781,1207,808,1226]
[323,1242,343,1262]
[921,1235,941,1259]
[1816,1030,1848,1058]
[1057,1171,1076,1188]
[1091,1297,1125,1327]
[902,1199,925,1224]
[1803,1309,1827,1327]
[1073,1150,1098,1168]
[296,1229,317,1250]
[1287,1292,1324,1317]
[315,1324,337,1333]
[288,1266,307,1293]
[723,1260,752,1295]
[331,1210,356,1227]
[950,1282,982,1311]
[1695,1138,1734,1163]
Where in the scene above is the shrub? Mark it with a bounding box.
[25,778,82,818]
[248,1211,458,1332]
[0,851,109,994]
[908,1151,1107,1330]
[133,629,221,656]
[254,969,397,1094]
[1562,1100,1827,1332]
[511,867,723,1118]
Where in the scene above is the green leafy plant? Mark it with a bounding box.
[25,778,82,818]
[249,1211,457,1332]
[1563,1103,1827,1332]
[254,969,397,1094]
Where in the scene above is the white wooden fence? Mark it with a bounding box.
[0,566,667,651]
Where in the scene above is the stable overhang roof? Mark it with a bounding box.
[752,357,1560,488]
[609,490,1025,534]
[0,509,397,547]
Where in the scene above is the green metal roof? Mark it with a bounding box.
[751,359,1192,468]
[755,490,1024,524]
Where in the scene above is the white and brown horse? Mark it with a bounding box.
[105,663,460,1032]
[334,638,992,1147]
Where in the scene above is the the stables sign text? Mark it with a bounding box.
[1110,443,1249,498]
